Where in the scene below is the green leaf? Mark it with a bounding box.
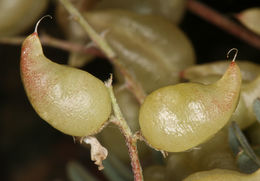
[229,123,241,155]
[106,153,133,181]
[253,98,260,123]
[66,161,98,181]
[237,150,260,173]
[102,159,126,181]
[229,122,260,172]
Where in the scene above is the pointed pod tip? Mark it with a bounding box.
[34,15,53,34]
[227,48,238,63]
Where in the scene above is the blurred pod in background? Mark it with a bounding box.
[236,7,260,36]
[166,128,237,181]
[0,0,49,37]
[56,0,97,67]
[94,0,187,24]
[85,9,195,93]
[56,0,189,68]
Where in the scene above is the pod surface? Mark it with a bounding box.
[139,62,241,152]
[20,33,111,136]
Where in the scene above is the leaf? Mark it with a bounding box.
[229,121,260,171]
[253,98,260,123]
[66,161,98,181]
[102,159,126,181]
[229,123,241,155]
[237,150,260,173]
[106,153,133,181]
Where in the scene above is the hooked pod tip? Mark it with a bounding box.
[34,15,53,34]
[227,48,238,62]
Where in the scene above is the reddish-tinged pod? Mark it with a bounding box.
[139,49,242,152]
[20,17,111,137]
[182,60,260,129]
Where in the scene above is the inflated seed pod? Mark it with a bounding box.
[0,0,49,37]
[166,128,237,181]
[183,169,260,181]
[99,85,150,163]
[139,57,241,152]
[182,61,260,129]
[85,9,195,93]
[143,165,167,181]
[237,8,260,36]
[20,24,111,137]
[94,0,187,24]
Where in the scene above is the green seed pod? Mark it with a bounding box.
[139,60,241,152]
[237,8,260,36]
[0,0,49,37]
[85,9,195,93]
[183,169,260,181]
[20,31,111,137]
[182,61,260,129]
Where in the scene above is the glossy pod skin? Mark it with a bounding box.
[85,9,195,93]
[183,169,260,181]
[94,0,187,24]
[182,61,260,129]
[0,0,48,37]
[139,61,241,152]
[20,32,111,137]
[237,8,260,36]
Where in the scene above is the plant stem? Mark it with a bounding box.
[107,80,143,181]
[0,35,105,57]
[59,0,144,179]
[41,34,105,57]
[59,0,146,104]
[187,0,260,50]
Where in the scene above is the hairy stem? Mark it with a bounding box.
[187,0,260,50]
[107,80,143,181]
[59,0,146,104]
[59,0,144,179]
